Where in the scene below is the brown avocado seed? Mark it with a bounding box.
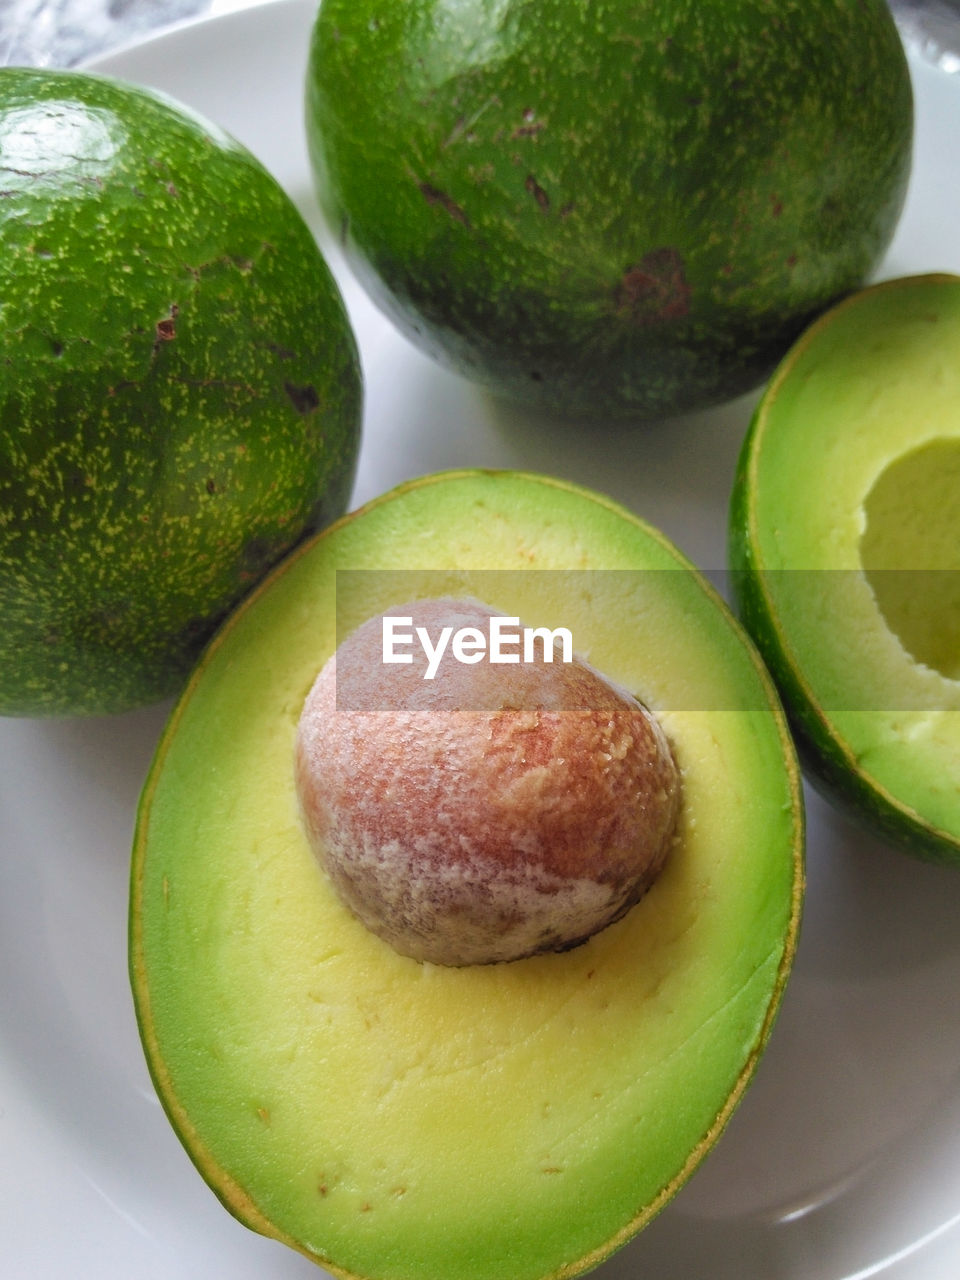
[295,598,681,966]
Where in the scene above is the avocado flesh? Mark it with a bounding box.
[132,471,803,1280]
[0,68,361,716]
[306,0,912,419]
[730,273,960,860]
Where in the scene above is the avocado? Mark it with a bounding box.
[0,68,361,717]
[131,470,803,1280]
[305,0,912,421]
[730,273,960,863]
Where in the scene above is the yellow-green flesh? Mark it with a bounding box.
[744,275,960,841]
[132,471,802,1280]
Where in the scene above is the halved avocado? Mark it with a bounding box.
[131,470,803,1280]
[730,273,960,862]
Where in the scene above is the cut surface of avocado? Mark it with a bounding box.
[132,470,803,1280]
[730,273,960,861]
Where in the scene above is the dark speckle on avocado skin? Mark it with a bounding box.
[0,68,362,717]
[615,250,691,325]
[307,0,912,420]
[284,380,321,414]
[524,174,549,211]
[417,180,470,227]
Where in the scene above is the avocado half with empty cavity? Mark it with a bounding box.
[305,0,912,420]
[132,470,803,1280]
[730,273,960,862]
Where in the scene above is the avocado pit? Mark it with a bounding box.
[295,597,681,966]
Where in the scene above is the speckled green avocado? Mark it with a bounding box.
[306,0,912,421]
[0,68,362,717]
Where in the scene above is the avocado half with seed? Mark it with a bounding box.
[730,273,960,862]
[305,0,912,420]
[0,68,361,717]
[132,470,803,1280]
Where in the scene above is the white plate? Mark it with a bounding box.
[2,4,960,1276]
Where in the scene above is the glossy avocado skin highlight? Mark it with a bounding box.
[730,274,960,863]
[306,0,912,420]
[131,470,803,1280]
[0,68,361,717]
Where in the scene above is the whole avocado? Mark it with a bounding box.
[306,0,912,421]
[0,69,362,717]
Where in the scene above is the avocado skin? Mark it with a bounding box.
[306,0,912,421]
[0,69,362,717]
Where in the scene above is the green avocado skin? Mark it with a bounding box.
[306,0,912,420]
[0,69,362,717]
